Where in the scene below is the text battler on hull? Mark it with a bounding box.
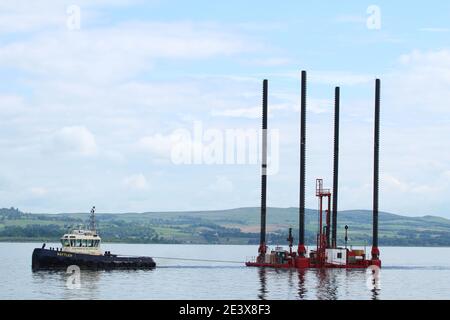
[32,206,156,271]
[246,71,382,269]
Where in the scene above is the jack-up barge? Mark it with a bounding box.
[246,71,382,269]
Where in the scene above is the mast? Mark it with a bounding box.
[371,79,381,260]
[258,80,268,257]
[332,87,340,248]
[298,71,306,256]
[89,206,96,232]
[298,70,307,256]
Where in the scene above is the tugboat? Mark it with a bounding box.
[32,206,156,271]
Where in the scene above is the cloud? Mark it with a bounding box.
[0,22,256,85]
[379,45,450,183]
[210,97,332,118]
[419,27,450,33]
[388,49,450,115]
[335,14,366,23]
[136,134,176,159]
[30,187,48,197]
[267,71,374,86]
[123,174,149,190]
[211,107,261,119]
[0,2,448,217]
[51,126,97,156]
[288,97,333,114]
[0,1,65,34]
[270,92,334,115]
[397,49,450,68]
[244,57,292,67]
[208,175,233,193]
[0,95,26,116]
[0,1,147,34]
[309,71,374,86]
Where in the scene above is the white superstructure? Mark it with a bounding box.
[59,206,102,256]
[325,248,347,266]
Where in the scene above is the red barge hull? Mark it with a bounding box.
[245,259,381,269]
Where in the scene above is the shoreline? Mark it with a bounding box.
[1,240,450,248]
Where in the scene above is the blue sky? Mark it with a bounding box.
[0,0,450,217]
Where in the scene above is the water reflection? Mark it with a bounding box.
[367,268,381,300]
[315,269,338,300]
[257,268,268,300]
[32,269,102,299]
[371,287,380,300]
[255,267,382,300]
[297,269,307,300]
[66,270,102,300]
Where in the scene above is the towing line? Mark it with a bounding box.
[113,254,245,264]
[153,256,244,264]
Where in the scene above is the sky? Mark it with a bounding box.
[0,1,450,217]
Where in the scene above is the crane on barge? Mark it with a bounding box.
[246,71,382,269]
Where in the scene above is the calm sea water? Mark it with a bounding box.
[1,243,449,300]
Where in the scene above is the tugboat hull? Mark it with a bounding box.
[32,248,156,271]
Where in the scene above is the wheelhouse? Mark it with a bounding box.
[60,229,102,255]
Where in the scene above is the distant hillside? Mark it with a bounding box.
[1,207,450,246]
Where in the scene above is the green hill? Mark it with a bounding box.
[1,207,450,246]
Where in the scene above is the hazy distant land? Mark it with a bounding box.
[1,207,450,247]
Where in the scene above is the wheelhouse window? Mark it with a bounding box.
[64,238,99,247]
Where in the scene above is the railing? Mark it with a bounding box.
[316,188,331,196]
[315,179,331,196]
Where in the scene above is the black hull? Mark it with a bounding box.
[32,248,156,271]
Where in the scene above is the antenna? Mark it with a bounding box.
[89,206,96,232]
